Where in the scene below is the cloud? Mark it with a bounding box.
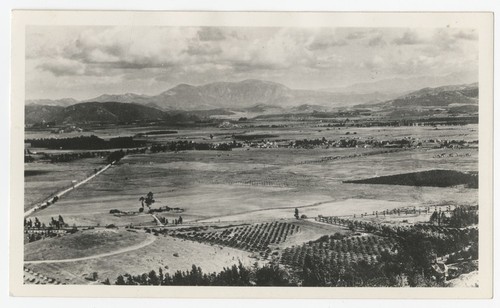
[37,57,86,76]
[26,26,479,100]
[185,42,222,56]
[454,30,478,41]
[360,55,385,70]
[308,37,346,50]
[197,27,226,41]
[431,29,464,51]
[53,27,198,72]
[390,55,437,75]
[346,31,366,40]
[393,31,422,45]
[368,35,386,47]
[313,54,345,69]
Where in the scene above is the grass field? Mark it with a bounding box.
[24,228,150,261]
[24,158,106,211]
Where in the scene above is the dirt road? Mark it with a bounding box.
[24,233,156,264]
[24,162,114,217]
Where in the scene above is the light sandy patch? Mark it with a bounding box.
[27,234,259,285]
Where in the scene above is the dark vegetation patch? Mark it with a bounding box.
[24,170,51,177]
[344,169,478,188]
[448,105,478,114]
[189,108,235,117]
[136,130,178,136]
[25,135,147,150]
[233,134,279,141]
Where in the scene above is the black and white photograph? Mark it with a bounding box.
[9,11,493,298]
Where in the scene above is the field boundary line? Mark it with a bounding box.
[196,199,338,223]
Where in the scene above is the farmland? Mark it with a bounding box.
[23,117,479,287]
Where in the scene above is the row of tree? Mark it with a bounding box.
[429,206,478,227]
[24,215,66,229]
[114,262,293,286]
[25,135,147,150]
[150,140,242,153]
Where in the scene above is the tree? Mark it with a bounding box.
[148,270,160,285]
[294,208,299,220]
[115,275,126,285]
[158,267,164,286]
[429,210,439,225]
[255,263,290,286]
[58,215,65,227]
[140,192,155,209]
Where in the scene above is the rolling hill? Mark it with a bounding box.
[391,83,478,107]
[25,102,200,125]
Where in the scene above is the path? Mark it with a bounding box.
[24,162,115,217]
[196,199,337,223]
[24,233,156,264]
[151,214,165,226]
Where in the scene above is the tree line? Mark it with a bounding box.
[114,262,293,286]
[25,135,147,150]
[150,140,242,153]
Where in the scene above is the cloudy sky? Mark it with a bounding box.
[26,26,478,100]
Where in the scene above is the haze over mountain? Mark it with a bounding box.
[25,98,79,107]
[321,71,478,95]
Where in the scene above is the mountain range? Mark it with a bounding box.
[27,79,402,111]
[25,80,479,125]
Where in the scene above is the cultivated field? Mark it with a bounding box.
[23,122,479,285]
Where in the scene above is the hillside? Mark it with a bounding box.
[25,105,64,124]
[25,102,199,125]
[391,83,478,107]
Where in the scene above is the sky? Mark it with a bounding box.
[25,26,478,100]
